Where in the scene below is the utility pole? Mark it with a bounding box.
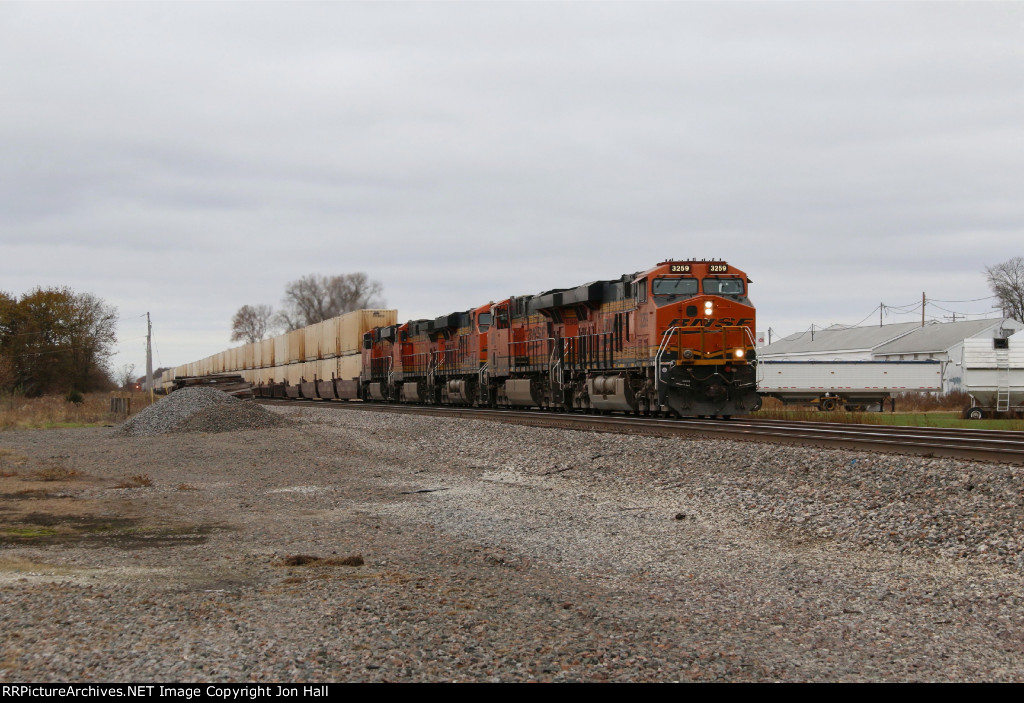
[921,292,926,327]
[880,303,884,327]
[146,312,154,404]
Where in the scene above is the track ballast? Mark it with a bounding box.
[256,399,1024,464]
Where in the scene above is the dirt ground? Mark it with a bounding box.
[2,408,1024,682]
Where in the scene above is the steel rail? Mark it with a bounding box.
[256,399,1024,464]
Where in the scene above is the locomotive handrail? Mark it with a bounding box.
[436,343,472,376]
[427,350,438,389]
[549,343,563,390]
[654,324,755,394]
[506,336,556,372]
[561,331,614,371]
[742,325,758,353]
[742,325,759,370]
[478,363,489,405]
[400,351,432,377]
[654,327,680,395]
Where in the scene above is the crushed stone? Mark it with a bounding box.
[119,387,286,436]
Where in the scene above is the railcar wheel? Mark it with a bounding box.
[965,406,984,420]
[820,398,838,412]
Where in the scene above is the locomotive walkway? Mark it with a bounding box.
[257,399,1024,465]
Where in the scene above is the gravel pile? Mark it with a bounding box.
[119,387,286,436]
[3,405,1023,681]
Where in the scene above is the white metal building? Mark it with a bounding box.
[759,318,1022,392]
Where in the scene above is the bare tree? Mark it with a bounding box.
[116,363,136,389]
[231,304,275,343]
[985,257,1024,323]
[275,273,384,331]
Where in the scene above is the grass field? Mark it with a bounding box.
[748,408,1024,431]
[0,392,155,430]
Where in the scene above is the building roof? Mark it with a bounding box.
[761,321,922,357]
[761,318,1017,357]
[874,318,1019,355]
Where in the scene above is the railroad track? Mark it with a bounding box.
[257,399,1024,464]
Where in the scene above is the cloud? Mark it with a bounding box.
[0,2,1021,373]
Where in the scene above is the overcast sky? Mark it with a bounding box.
[2,1,1022,376]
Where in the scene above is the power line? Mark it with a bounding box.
[930,295,999,304]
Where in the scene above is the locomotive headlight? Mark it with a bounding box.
[704,301,713,316]
[734,349,745,359]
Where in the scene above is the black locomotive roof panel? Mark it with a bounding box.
[432,311,471,329]
[528,279,627,312]
[407,319,432,336]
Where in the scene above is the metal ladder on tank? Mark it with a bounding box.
[996,347,1011,413]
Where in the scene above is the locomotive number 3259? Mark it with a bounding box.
[670,265,691,273]
[708,264,728,273]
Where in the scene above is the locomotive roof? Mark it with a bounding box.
[529,274,635,313]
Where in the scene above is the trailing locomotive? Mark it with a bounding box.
[361,260,758,418]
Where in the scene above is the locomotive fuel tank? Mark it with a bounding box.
[587,375,639,413]
[503,378,543,407]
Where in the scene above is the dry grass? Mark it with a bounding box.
[0,449,28,476]
[33,466,83,481]
[753,391,1024,429]
[0,391,157,430]
[276,554,365,567]
[116,474,153,488]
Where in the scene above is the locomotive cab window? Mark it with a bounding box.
[477,312,492,332]
[702,278,745,296]
[652,278,699,297]
[495,306,509,329]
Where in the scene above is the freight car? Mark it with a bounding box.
[757,360,944,411]
[361,260,758,418]
[160,309,397,398]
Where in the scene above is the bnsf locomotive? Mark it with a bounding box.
[361,260,757,418]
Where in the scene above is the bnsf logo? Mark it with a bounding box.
[667,317,754,328]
